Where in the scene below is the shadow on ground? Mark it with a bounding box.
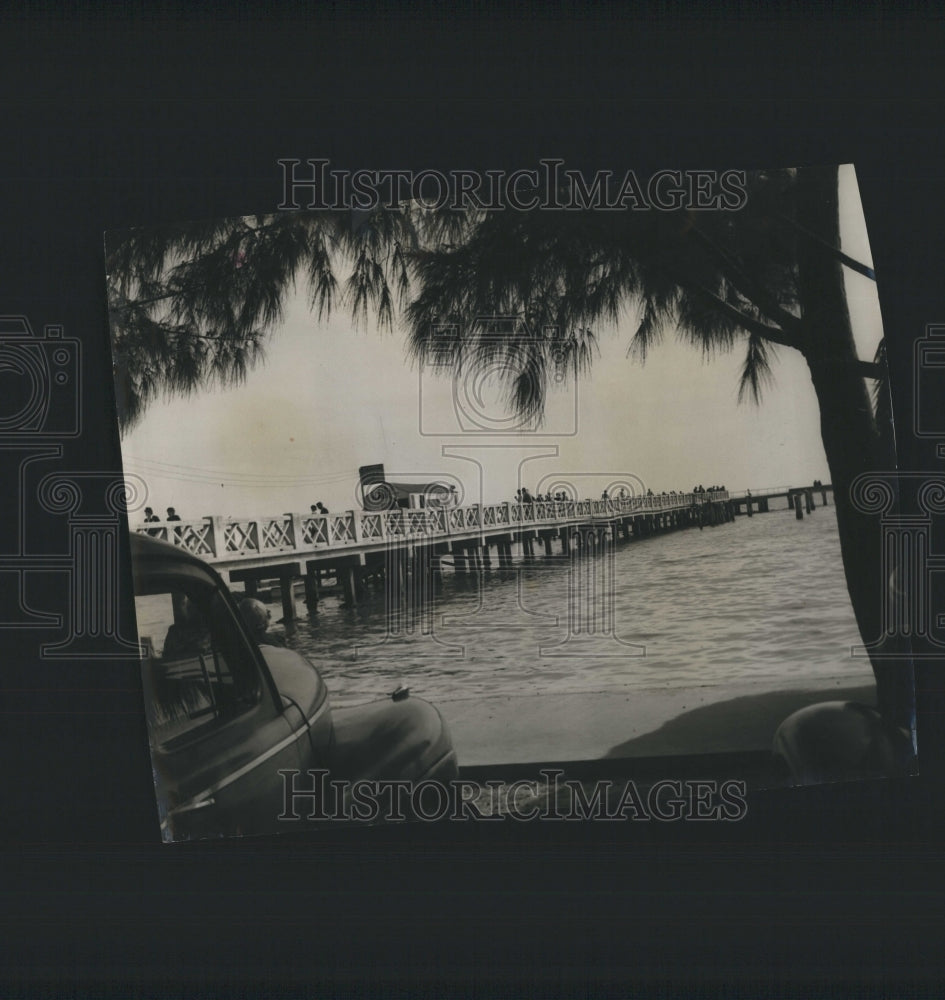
[605,683,877,759]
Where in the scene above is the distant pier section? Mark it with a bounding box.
[730,484,833,517]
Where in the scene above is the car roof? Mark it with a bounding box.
[130,531,215,570]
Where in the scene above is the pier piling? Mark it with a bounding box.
[304,567,320,608]
[341,564,358,606]
[279,573,296,622]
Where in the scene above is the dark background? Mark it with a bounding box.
[2,5,944,993]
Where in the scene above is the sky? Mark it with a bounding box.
[118,165,883,521]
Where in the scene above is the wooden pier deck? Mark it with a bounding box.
[135,484,831,620]
[136,490,733,617]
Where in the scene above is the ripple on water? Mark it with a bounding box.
[281,507,870,707]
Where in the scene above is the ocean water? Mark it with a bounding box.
[277,503,871,708]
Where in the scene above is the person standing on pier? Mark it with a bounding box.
[165,506,182,541]
[143,506,161,537]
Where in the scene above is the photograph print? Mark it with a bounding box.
[105,161,917,841]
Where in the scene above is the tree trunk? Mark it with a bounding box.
[795,165,911,729]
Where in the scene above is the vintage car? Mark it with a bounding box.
[131,532,458,840]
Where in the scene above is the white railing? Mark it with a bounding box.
[136,490,730,564]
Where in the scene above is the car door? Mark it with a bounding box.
[135,563,307,840]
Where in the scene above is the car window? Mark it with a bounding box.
[135,577,262,748]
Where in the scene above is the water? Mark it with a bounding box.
[273,505,869,708]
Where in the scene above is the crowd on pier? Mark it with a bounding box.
[512,484,727,504]
[143,506,181,522]
[139,484,730,530]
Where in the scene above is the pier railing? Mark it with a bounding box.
[137,490,729,564]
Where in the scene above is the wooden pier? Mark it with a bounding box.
[136,490,734,620]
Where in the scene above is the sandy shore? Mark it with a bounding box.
[440,674,877,766]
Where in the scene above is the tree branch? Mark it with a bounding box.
[120,291,179,308]
[775,212,876,280]
[684,220,807,337]
[683,279,802,351]
[856,359,884,379]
